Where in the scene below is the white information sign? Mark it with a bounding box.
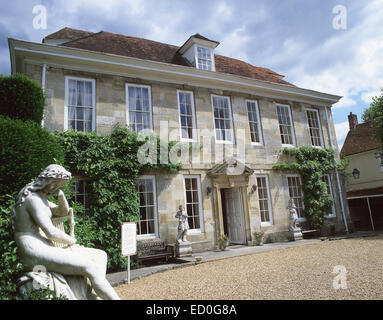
[121,222,137,257]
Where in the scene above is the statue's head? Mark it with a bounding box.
[37,164,72,195]
[179,204,184,211]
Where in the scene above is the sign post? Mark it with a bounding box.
[121,222,137,284]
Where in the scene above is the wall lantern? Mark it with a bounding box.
[206,186,212,196]
[352,168,360,180]
[251,184,258,193]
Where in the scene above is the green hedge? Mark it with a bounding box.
[0,74,45,124]
[0,115,65,197]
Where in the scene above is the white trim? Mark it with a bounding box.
[64,76,96,132]
[183,175,204,233]
[125,83,153,132]
[306,108,324,148]
[255,174,273,226]
[136,175,159,238]
[211,94,235,144]
[177,90,197,142]
[10,40,342,104]
[245,99,263,146]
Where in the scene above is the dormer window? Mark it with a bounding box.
[196,46,213,71]
[178,33,219,72]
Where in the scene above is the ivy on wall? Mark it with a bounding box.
[56,126,183,271]
[273,147,347,229]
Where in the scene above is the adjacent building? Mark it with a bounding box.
[341,112,383,231]
[8,28,352,251]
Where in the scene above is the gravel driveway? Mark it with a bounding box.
[115,236,383,300]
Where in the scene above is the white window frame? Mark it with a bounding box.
[211,94,235,144]
[256,174,273,226]
[306,108,324,148]
[64,76,96,132]
[246,99,263,146]
[195,46,215,71]
[183,175,204,234]
[177,90,197,142]
[126,83,153,132]
[276,103,296,147]
[136,175,158,239]
[286,174,305,219]
[323,174,336,218]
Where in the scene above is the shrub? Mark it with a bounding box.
[0,73,45,124]
[0,115,65,197]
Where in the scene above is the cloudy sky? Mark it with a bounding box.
[1,0,382,149]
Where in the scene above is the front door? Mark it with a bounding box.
[222,188,246,244]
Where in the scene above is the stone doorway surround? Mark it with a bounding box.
[207,158,254,246]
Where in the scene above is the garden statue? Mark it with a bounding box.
[174,204,192,257]
[287,198,302,241]
[12,164,120,300]
[175,204,189,243]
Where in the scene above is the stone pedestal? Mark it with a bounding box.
[289,228,303,241]
[175,241,193,257]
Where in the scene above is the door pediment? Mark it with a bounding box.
[207,158,254,178]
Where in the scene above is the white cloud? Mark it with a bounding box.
[335,121,350,151]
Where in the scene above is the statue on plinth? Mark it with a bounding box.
[287,198,303,241]
[175,204,189,243]
[12,164,120,300]
[174,205,192,257]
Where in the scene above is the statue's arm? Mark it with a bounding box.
[27,197,76,245]
[49,190,70,217]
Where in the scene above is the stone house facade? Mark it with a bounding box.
[8,28,352,251]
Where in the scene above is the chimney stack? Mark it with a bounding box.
[348,112,358,130]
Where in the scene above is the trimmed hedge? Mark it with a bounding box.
[0,73,45,124]
[0,115,65,197]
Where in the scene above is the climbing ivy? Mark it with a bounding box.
[273,147,347,229]
[56,126,183,271]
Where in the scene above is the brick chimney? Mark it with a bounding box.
[348,112,358,130]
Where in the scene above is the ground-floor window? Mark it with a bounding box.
[183,175,203,232]
[287,175,304,217]
[136,176,157,237]
[322,174,335,217]
[71,179,89,212]
[256,175,273,224]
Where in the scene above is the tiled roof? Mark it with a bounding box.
[43,27,94,41]
[341,121,381,156]
[44,28,293,86]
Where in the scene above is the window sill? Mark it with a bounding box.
[282,144,296,148]
[136,234,157,240]
[216,140,235,145]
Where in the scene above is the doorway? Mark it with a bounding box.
[221,187,246,244]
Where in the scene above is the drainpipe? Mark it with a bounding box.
[41,64,46,127]
[325,106,349,233]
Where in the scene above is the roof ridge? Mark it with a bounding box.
[61,30,103,46]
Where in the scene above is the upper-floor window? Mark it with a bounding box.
[177,90,197,141]
[246,100,263,145]
[196,46,213,71]
[70,179,89,212]
[126,84,152,133]
[65,77,96,132]
[306,108,324,147]
[211,95,234,143]
[276,103,295,146]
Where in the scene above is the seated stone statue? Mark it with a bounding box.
[12,164,120,300]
